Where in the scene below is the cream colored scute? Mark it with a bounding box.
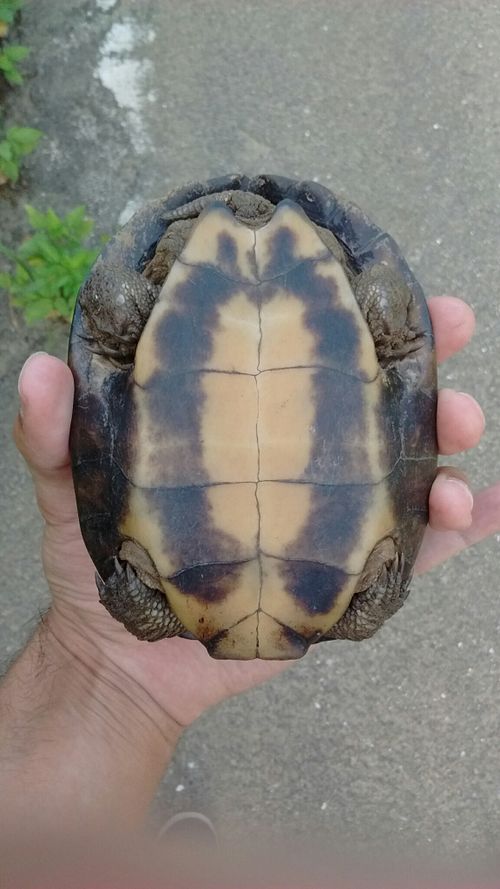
[209,291,260,374]
[257,368,315,480]
[179,204,258,283]
[201,373,258,482]
[205,483,259,557]
[207,612,260,659]
[161,559,261,639]
[259,289,317,370]
[255,201,329,275]
[258,481,312,558]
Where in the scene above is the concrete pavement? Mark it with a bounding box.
[1,0,499,856]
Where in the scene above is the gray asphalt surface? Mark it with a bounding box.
[1,0,499,859]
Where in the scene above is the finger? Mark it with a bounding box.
[13,352,76,527]
[428,467,474,532]
[437,388,485,455]
[416,482,500,574]
[428,296,475,364]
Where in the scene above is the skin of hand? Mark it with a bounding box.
[2,294,498,835]
[0,297,500,858]
[10,295,494,727]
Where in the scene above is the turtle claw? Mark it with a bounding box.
[96,557,186,642]
[322,550,409,642]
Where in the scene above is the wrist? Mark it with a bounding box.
[46,604,183,745]
[0,608,182,831]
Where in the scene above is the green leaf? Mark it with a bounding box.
[3,44,29,61]
[1,66,23,86]
[38,241,62,263]
[0,44,29,85]
[0,155,18,181]
[23,300,55,323]
[0,140,13,161]
[64,206,86,227]
[0,1,24,25]
[54,295,71,316]
[4,203,107,323]
[24,205,47,229]
[6,126,42,152]
[0,271,13,289]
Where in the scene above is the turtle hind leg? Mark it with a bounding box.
[96,557,186,642]
[322,549,409,642]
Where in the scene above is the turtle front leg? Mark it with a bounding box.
[79,265,159,365]
[322,547,409,642]
[96,557,186,642]
[354,265,425,366]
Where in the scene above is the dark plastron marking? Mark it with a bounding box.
[217,231,238,272]
[129,230,263,614]
[257,223,326,281]
[281,481,378,569]
[139,485,253,576]
[133,369,210,487]
[278,559,352,616]
[133,264,259,488]
[149,264,242,373]
[301,368,386,485]
[216,229,259,283]
[168,560,253,605]
[283,258,376,382]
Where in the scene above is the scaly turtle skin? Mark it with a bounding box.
[68,173,437,660]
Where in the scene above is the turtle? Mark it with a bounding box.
[68,173,437,661]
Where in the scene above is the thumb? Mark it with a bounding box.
[13,352,77,528]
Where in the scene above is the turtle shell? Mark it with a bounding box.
[69,174,437,660]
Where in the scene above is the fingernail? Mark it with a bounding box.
[445,476,474,511]
[458,391,486,428]
[18,351,48,400]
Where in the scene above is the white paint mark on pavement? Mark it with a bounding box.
[96,18,156,153]
[118,198,144,226]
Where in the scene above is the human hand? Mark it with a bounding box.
[13,295,494,730]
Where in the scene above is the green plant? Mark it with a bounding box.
[0,125,41,183]
[0,42,29,84]
[0,205,104,323]
[0,0,24,37]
